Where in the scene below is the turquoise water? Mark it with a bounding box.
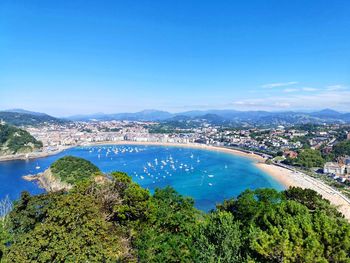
[0,145,284,211]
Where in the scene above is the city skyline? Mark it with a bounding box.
[1,0,349,115]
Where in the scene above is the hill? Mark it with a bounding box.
[0,111,68,126]
[4,108,48,116]
[50,156,101,184]
[0,124,42,155]
[2,157,350,262]
[26,156,102,191]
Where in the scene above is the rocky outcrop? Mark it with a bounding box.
[23,168,71,192]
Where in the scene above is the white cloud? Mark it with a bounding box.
[326,84,348,91]
[261,81,298,88]
[231,89,350,111]
[233,100,264,107]
[281,87,317,93]
[283,88,298,93]
[274,102,291,108]
[302,87,318,92]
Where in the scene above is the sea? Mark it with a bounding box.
[0,144,284,211]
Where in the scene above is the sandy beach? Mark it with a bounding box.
[257,162,350,220]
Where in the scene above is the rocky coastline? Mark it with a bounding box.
[23,168,71,192]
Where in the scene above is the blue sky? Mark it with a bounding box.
[0,0,349,116]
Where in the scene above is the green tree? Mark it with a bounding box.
[284,187,342,218]
[219,188,350,262]
[192,211,242,263]
[50,156,101,184]
[333,140,350,158]
[4,190,132,262]
[135,187,200,263]
[249,200,325,262]
[294,148,325,168]
[111,172,154,225]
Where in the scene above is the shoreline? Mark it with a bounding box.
[257,162,350,220]
[2,140,350,220]
[0,141,265,163]
[0,145,74,162]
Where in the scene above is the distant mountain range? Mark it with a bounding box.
[66,108,350,126]
[2,108,350,127]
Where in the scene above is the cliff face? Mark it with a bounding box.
[23,168,72,192]
[38,168,72,192]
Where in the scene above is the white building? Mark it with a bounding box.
[324,162,344,175]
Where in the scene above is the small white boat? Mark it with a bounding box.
[208,183,213,186]
[208,174,214,178]
[35,164,40,170]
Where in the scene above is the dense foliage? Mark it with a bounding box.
[148,122,195,134]
[284,148,325,168]
[0,124,42,154]
[295,148,325,168]
[4,191,129,262]
[0,223,9,260]
[135,187,200,262]
[333,140,350,158]
[218,188,350,262]
[50,156,101,184]
[0,160,349,262]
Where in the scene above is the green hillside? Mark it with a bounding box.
[1,157,349,262]
[50,156,101,184]
[0,111,67,127]
[0,124,42,155]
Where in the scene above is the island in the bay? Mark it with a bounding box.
[1,155,349,262]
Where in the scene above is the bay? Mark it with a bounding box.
[0,145,284,211]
